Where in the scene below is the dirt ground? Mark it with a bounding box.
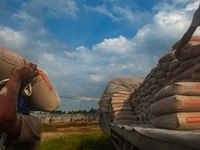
[41,121,102,141]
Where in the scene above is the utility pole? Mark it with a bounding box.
[65,104,66,116]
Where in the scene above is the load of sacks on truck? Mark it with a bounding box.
[110,36,200,130]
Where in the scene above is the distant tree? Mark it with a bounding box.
[50,110,65,114]
[88,108,97,114]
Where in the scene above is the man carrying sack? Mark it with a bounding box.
[175,4,200,59]
[0,62,42,150]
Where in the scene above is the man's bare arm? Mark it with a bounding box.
[175,26,197,59]
[0,62,39,139]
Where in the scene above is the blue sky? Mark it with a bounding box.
[0,0,200,112]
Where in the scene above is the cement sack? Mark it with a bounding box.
[111,99,130,104]
[0,47,60,112]
[168,59,180,72]
[132,102,138,107]
[193,63,200,72]
[149,84,160,93]
[145,107,150,114]
[113,111,134,116]
[180,55,200,71]
[179,67,193,80]
[98,76,144,113]
[172,66,183,77]
[145,95,152,102]
[149,71,156,78]
[177,44,200,61]
[112,103,130,107]
[158,50,176,64]
[112,120,137,125]
[149,98,156,104]
[138,121,144,124]
[141,112,147,120]
[167,76,180,86]
[155,82,200,101]
[113,115,137,120]
[151,95,200,116]
[166,72,172,79]
[156,70,166,79]
[172,36,200,50]
[153,112,200,130]
[112,106,132,112]
[113,93,130,98]
[152,86,162,95]
[148,114,154,120]
[158,77,167,86]
[161,61,170,71]
[154,64,162,72]
[192,72,200,81]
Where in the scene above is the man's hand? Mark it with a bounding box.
[14,61,39,86]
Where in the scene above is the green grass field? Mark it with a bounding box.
[40,121,113,150]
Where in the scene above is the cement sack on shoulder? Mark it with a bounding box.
[114,111,134,116]
[113,115,137,120]
[151,95,200,116]
[180,55,200,71]
[155,82,200,101]
[178,44,200,61]
[0,47,60,112]
[153,112,200,130]
[159,50,176,64]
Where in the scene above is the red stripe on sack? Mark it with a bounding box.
[186,116,200,123]
[39,70,54,91]
[194,86,200,90]
[184,99,200,105]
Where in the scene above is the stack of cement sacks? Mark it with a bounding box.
[130,36,200,129]
[111,91,138,125]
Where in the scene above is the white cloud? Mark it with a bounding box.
[20,0,79,19]
[0,26,25,51]
[84,4,119,21]
[93,35,135,54]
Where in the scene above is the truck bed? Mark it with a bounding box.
[110,123,200,150]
